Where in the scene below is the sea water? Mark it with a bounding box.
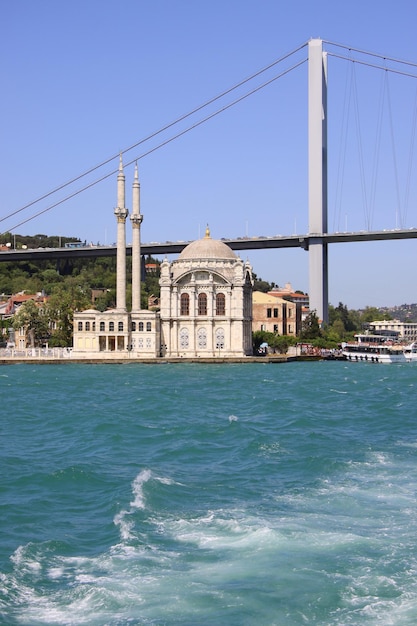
[1,361,417,625]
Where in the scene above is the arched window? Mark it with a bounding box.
[85,322,90,331]
[146,322,151,332]
[180,328,189,349]
[109,321,114,332]
[198,293,207,316]
[180,293,189,316]
[92,322,96,331]
[216,293,225,316]
[131,321,136,331]
[100,321,105,332]
[78,322,83,331]
[118,321,123,332]
[139,322,144,332]
[215,327,225,350]
[197,327,207,349]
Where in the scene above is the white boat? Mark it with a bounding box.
[342,332,407,364]
[403,342,417,362]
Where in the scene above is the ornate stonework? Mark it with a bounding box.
[72,172,254,359]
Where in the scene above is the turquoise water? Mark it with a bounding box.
[1,361,417,625]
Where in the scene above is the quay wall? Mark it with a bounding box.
[0,347,296,365]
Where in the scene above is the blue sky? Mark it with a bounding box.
[1,0,416,309]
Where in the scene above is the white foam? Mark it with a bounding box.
[130,468,152,509]
[113,469,152,541]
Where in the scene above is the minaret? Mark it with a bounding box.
[114,154,129,311]
[130,162,143,311]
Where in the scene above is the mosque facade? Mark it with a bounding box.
[72,159,253,359]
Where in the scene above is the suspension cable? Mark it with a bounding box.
[368,69,386,230]
[385,72,403,228]
[0,41,308,227]
[3,58,307,234]
[333,57,351,232]
[323,40,417,70]
[326,52,417,80]
[350,61,370,229]
[403,84,417,224]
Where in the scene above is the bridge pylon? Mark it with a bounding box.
[308,38,328,324]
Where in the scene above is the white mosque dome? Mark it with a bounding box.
[179,228,237,261]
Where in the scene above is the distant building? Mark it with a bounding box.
[268,282,309,308]
[370,320,417,342]
[2,292,48,318]
[252,291,301,336]
[2,292,49,348]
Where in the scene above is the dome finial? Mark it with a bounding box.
[205,224,210,238]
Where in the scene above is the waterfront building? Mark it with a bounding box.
[370,320,417,342]
[159,228,253,357]
[72,159,253,359]
[252,291,301,336]
[1,292,50,348]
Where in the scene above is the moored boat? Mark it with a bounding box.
[342,332,407,364]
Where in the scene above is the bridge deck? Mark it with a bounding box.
[1,229,417,262]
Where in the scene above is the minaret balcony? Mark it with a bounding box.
[130,214,143,226]
[114,207,129,221]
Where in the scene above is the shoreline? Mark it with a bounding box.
[0,355,341,365]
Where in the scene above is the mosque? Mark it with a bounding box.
[72,158,254,359]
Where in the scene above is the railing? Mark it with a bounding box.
[0,347,73,359]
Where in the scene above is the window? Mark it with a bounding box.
[274,324,278,333]
[78,322,83,331]
[131,321,136,331]
[216,293,225,316]
[92,322,96,331]
[118,321,123,332]
[198,293,207,316]
[109,321,114,332]
[267,308,272,318]
[180,328,189,349]
[215,327,225,350]
[197,327,207,349]
[180,293,189,316]
[139,322,144,332]
[273,308,278,318]
[146,322,151,332]
[85,322,90,331]
[100,321,105,332]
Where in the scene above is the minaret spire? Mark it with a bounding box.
[114,154,129,311]
[130,162,143,312]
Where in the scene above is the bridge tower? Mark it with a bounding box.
[308,38,328,324]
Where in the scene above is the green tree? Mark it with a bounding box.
[329,318,346,341]
[360,307,392,325]
[252,272,276,293]
[46,280,92,346]
[300,310,321,340]
[252,330,275,353]
[12,300,49,347]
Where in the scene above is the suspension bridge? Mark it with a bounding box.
[1,39,417,323]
